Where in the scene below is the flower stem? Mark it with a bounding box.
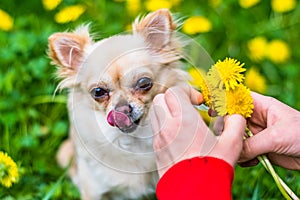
[245,128,299,200]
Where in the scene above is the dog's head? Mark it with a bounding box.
[48,9,187,134]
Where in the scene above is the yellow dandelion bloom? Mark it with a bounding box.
[188,68,212,107]
[171,0,181,6]
[0,151,19,188]
[0,9,13,31]
[182,16,212,35]
[145,0,172,11]
[214,84,254,118]
[245,67,267,93]
[271,0,296,13]
[266,40,290,64]
[211,88,226,116]
[207,58,246,91]
[126,0,141,16]
[247,36,267,62]
[209,0,222,8]
[42,0,62,10]
[239,0,260,8]
[54,5,85,24]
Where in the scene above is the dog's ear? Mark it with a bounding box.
[133,9,177,50]
[48,26,92,81]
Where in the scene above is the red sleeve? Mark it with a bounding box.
[156,157,234,200]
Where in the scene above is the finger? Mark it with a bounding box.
[238,158,259,167]
[189,87,203,105]
[213,116,224,136]
[219,115,246,158]
[169,85,203,104]
[151,94,171,133]
[150,104,160,137]
[151,95,174,152]
[239,128,274,162]
[267,153,300,170]
[222,114,246,141]
[205,115,246,167]
[250,92,269,118]
[164,86,203,117]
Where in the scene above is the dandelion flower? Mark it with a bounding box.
[271,0,296,13]
[126,0,141,15]
[54,5,85,24]
[42,0,62,10]
[182,16,212,35]
[239,0,260,8]
[214,84,254,118]
[209,0,222,8]
[245,67,267,93]
[0,151,19,188]
[0,9,13,31]
[188,68,212,107]
[247,36,267,62]
[266,40,290,64]
[170,0,181,6]
[145,0,172,11]
[207,58,246,91]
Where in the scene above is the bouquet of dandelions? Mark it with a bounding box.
[189,57,298,200]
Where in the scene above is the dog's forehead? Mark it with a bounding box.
[81,34,154,83]
[85,34,146,69]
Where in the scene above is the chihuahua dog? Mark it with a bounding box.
[48,9,188,200]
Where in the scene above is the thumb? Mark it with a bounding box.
[222,114,246,142]
[209,114,246,167]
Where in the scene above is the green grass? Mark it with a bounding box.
[0,0,299,199]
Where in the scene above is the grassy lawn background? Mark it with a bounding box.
[0,0,299,199]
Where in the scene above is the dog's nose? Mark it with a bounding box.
[115,102,132,114]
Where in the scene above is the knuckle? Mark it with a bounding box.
[268,127,282,152]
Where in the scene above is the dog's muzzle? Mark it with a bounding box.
[106,104,141,133]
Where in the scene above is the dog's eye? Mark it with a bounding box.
[136,77,153,91]
[90,87,109,99]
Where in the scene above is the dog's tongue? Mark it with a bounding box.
[107,110,131,128]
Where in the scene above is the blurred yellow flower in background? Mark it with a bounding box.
[0,151,19,188]
[188,68,206,88]
[126,0,141,15]
[0,9,13,31]
[239,0,260,8]
[245,67,267,93]
[247,36,268,62]
[209,0,222,8]
[42,0,62,10]
[266,40,290,64]
[145,0,172,11]
[170,0,181,6]
[54,5,85,24]
[271,0,296,13]
[182,16,212,35]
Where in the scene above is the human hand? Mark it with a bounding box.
[151,85,246,177]
[239,92,300,170]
